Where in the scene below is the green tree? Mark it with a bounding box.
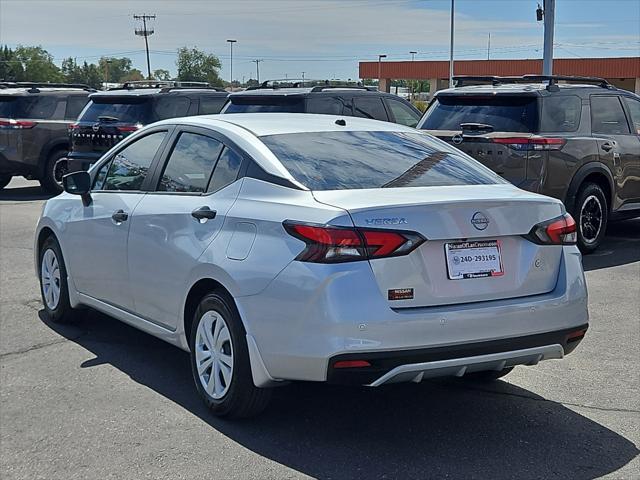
[11,45,63,82]
[121,69,144,82]
[0,46,24,81]
[99,57,135,83]
[153,69,171,80]
[176,47,223,86]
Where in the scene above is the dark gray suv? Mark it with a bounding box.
[418,75,640,252]
[0,82,92,192]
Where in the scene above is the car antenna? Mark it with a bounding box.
[335,119,346,126]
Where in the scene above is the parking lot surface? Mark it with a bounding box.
[1,176,639,480]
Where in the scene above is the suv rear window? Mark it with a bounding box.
[421,95,539,133]
[0,96,58,119]
[224,96,305,113]
[541,95,581,132]
[260,131,503,191]
[80,97,152,124]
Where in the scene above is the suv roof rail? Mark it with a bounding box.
[453,75,613,90]
[0,81,96,92]
[246,79,373,91]
[310,85,376,92]
[116,80,226,92]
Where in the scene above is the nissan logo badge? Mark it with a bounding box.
[92,123,100,132]
[471,212,490,230]
[452,134,463,145]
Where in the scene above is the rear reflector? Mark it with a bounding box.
[283,221,425,263]
[333,360,371,369]
[566,329,587,343]
[0,118,37,129]
[525,213,577,245]
[492,137,566,151]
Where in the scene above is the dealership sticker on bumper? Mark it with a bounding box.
[445,240,504,280]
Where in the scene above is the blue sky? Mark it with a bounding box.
[1,0,638,82]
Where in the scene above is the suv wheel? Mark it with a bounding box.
[189,291,272,418]
[575,183,608,253]
[0,174,11,190]
[40,150,68,194]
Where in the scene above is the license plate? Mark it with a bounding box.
[445,240,504,280]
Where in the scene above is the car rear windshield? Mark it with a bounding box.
[260,131,504,191]
[420,95,539,133]
[0,95,58,119]
[224,96,305,113]
[79,97,152,124]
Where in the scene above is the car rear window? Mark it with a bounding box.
[224,96,305,113]
[420,95,539,133]
[260,131,504,191]
[540,95,581,132]
[79,97,153,124]
[0,95,58,119]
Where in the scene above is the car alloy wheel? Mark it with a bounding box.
[52,157,68,187]
[41,248,61,310]
[195,310,234,400]
[579,194,603,245]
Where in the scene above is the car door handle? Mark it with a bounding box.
[191,206,217,223]
[601,142,614,152]
[111,209,128,224]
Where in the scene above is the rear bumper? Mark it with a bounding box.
[237,246,589,385]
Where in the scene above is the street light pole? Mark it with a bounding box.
[227,39,237,87]
[541,0,555,75]
[409,52,417,100]
[378,54,387,91]
[449,0,455,87]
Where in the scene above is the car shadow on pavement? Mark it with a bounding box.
[582,218,640,272]
[41,309,639,480]
[0,184,53,201]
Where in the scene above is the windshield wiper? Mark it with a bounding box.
[460,122,494,132]
[97,115,120,123]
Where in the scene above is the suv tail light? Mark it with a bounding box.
[118,124,142,132]
[525,213,577,245]
[0,118,37,129]
[283,221,425,263]
[492,137,566,151]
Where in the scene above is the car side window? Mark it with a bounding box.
[102,131,167,191]
[541,95,581,132]
[158,132,223,193]
[353,96,388,121]
[306,96,345,115]
[198,96,228,115]
[17,96,57,119]
[386,98,420,127]
[153,97,190,120]
[591,96,631,135]
[207,147,243,193]
[624,97,640,135]
[65,96,89,120]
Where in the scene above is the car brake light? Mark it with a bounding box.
[283,221,425,263]
[333,360,371,369]
[525,213,577,245]
[492,137,565,151]
[118,124,142,132]
[0,118,37,129]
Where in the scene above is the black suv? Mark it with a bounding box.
[67,81,229,174]
[418,75,640,252]
[221,81,422,127]
[0,82,92,192]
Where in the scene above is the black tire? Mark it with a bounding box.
[0,174,11,190]
[189,290,272,418]
[574,182,608,254]
[39,150,68,194]
[462,367,514,382]
[38,235,80,323]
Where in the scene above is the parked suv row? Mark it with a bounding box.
[0,82,93,192]
[418,75,640,252]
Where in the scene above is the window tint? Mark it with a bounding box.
[80,98,152,124]
[306,96,345,115]
[103,131,167,191]
[353,97,388,121]
[207,147,243,193]
[591,96,630,135]
[541,96,581,132]
[386,98,420,127]
[198,96,228,114]
[65,95,89,120]
[261,131,503,191]
[624,97,640,134]
[224,97,305,113]
[153,96,190,120]
[13,96,57,119]
[421,96,539,133]
[158,133,223,193]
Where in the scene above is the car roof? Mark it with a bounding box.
[229,88,388,98]
[90,89,228,99]
[155,113,415,136]
[0,87,89,96]
[436,83,616,96]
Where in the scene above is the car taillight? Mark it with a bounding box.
[492,137,566,151]
[0,118,37,129]
[118,124,142,132]
[283,221,425,263]
[525,213,577,245]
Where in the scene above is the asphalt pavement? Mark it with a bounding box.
[1,176,639,480]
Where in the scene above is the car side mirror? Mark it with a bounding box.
[62,171,92,206]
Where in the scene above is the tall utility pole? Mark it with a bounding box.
[538,0,555,75]
[377,54,386,91]
[487,33,491,60]
[133,14,156,79]
[227,39,237,86]
[252,59,262,83]
[301,71,305,86]
[410,51,417,62]
[449,0,455,87]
